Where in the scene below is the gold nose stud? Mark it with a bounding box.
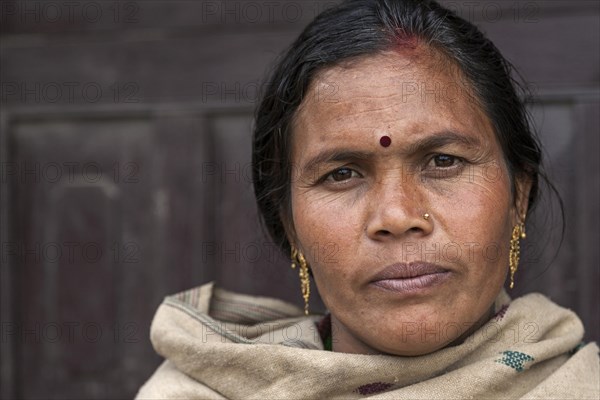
[423,213,430,221]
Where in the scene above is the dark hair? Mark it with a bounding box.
[252,0,555,255]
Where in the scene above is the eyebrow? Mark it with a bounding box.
[298,149,372,179]
[404,130,483,154]
[299,130,482,177]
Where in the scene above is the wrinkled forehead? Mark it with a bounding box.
[292,48,488,141]
[314,43,452,86]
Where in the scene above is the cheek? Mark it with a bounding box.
[291,190,363,292]
[433,168,513,284]
[292,189,361,249]
[436,165,512,235]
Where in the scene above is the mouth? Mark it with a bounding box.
[369,262,451,293]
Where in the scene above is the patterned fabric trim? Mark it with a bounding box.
[164,297,256,344]
[164,297,321,350]
[169,285,300,323]
[495,350,535,372]
[210,297,292,324]
[494,304,509,321]
[171,287,204,310]
[354,382,395,395]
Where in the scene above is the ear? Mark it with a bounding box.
[513,172,533,224]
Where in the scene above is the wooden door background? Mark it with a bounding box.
[1,1,598,398]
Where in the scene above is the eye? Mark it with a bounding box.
[431,154,459,168]
[422,153,466,180]
[326,167,358,182]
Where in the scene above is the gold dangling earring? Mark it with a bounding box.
[290,245,310,315]
[509,221,526,289]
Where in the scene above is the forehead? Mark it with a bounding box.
[292,49,494,148]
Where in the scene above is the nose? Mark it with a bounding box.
[365,174,432,241]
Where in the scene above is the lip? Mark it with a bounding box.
[369,262,451,293]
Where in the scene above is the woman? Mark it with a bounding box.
[137,0,599,398]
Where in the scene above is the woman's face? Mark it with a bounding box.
[289,49,529,356]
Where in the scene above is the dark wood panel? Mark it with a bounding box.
[209,112,324,311]
[573,101,600,343]
[0,30,299,107]
[12,118,149,398]
[439,0,600,21]
[54,186,117,374]
[0,0,337,34]
[8,114,211,398]
[513,102,576,307]
[2,6,598,107]
[153,115,213,290]
[512,98,600,343]
[481,13,599,88]
[2,0,598,35]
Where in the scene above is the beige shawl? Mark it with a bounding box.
[136,282,599,399]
